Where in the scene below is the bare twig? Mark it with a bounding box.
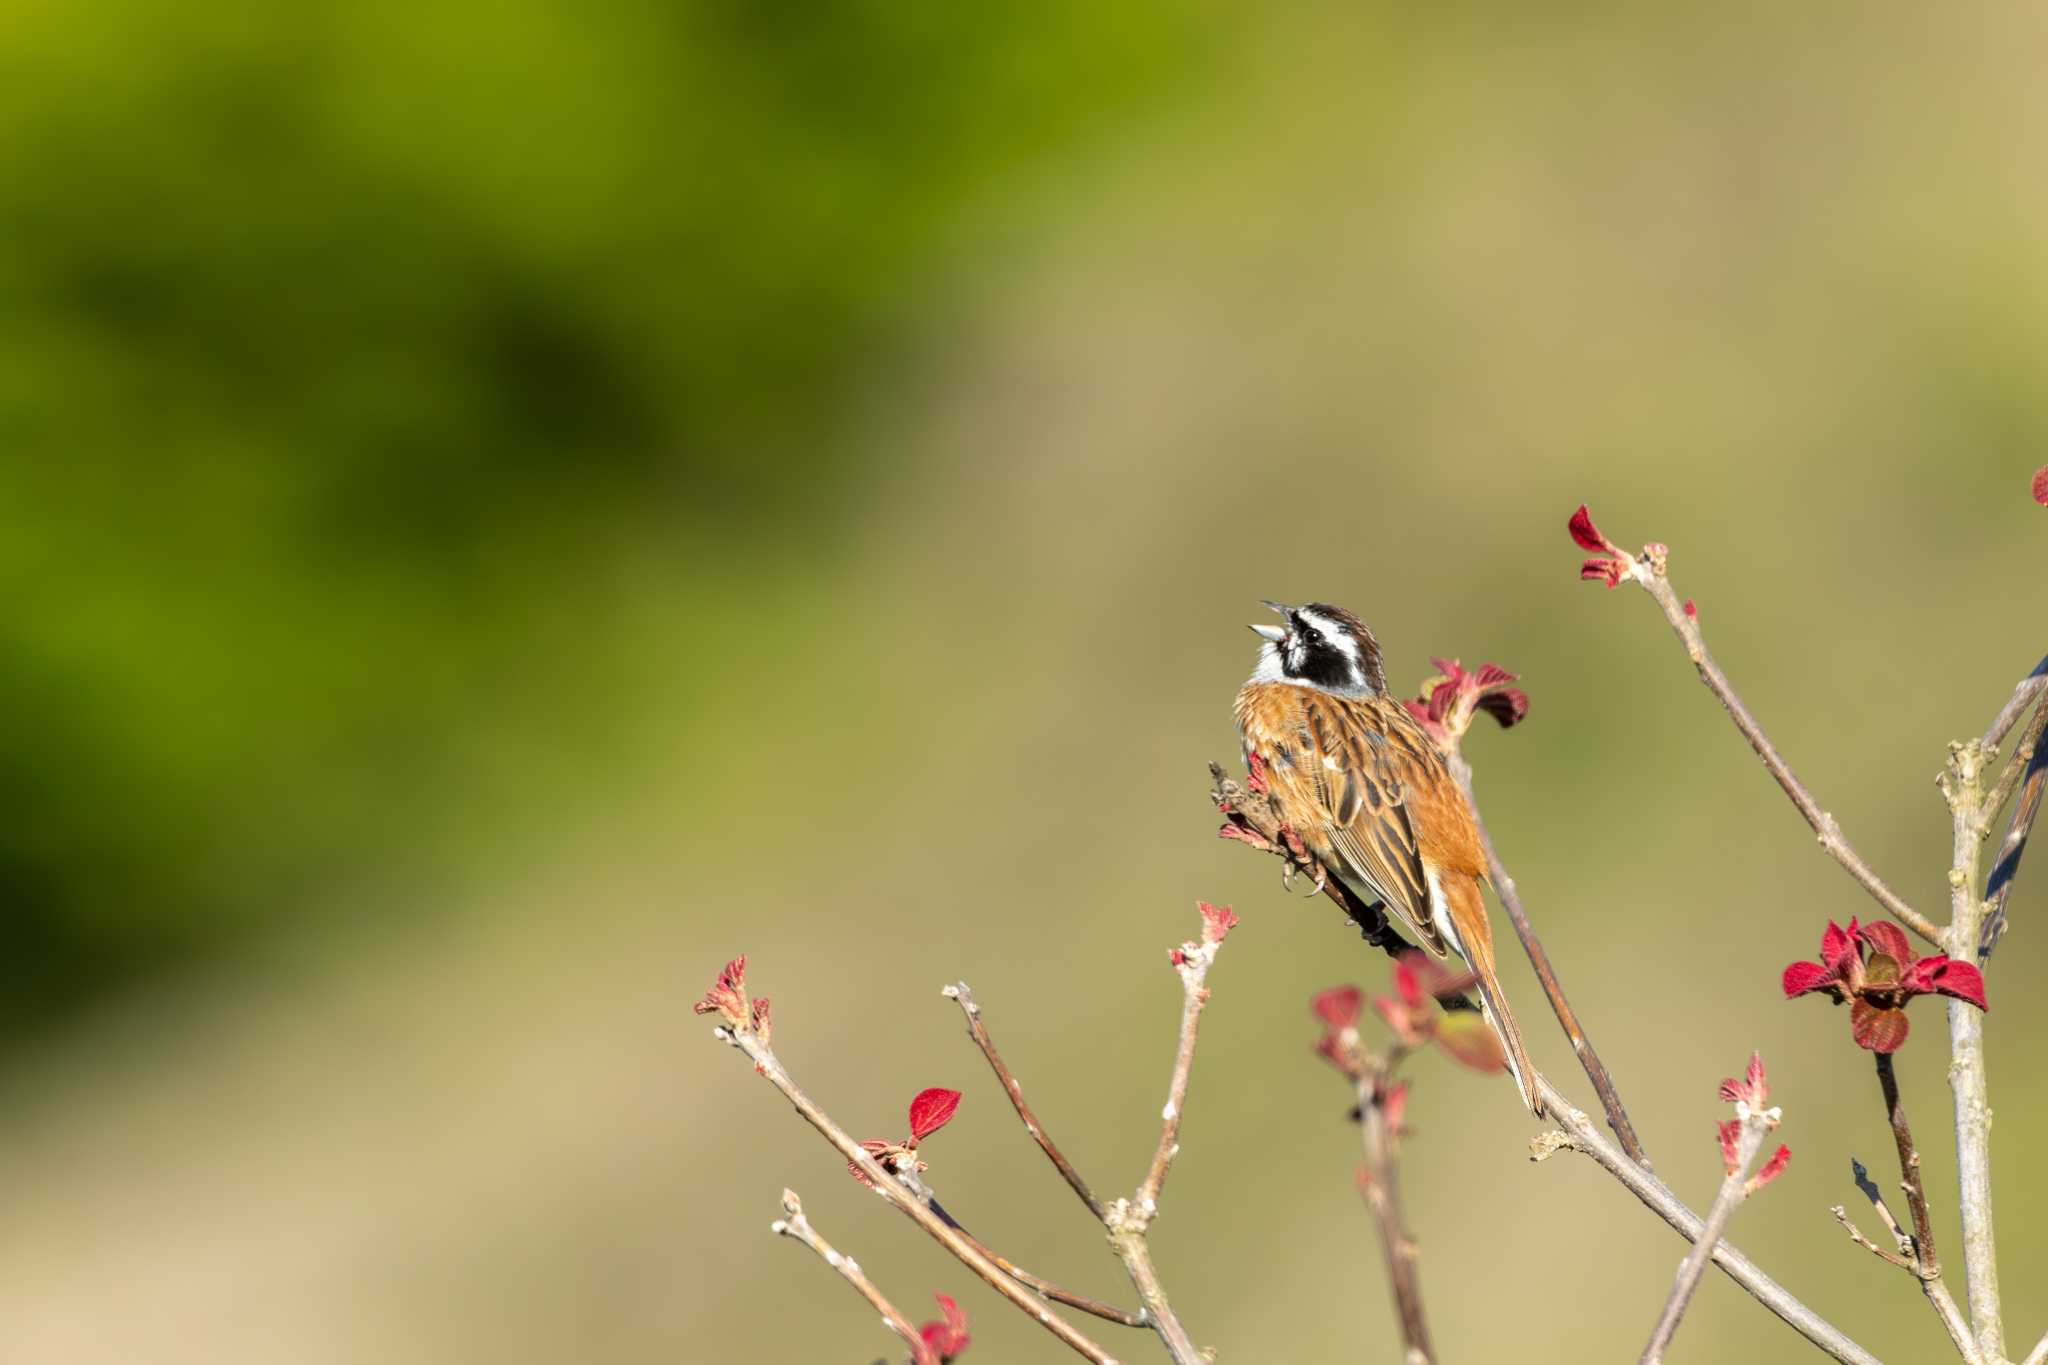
[943,982,1105,1220]
[1448,752,1648,1167]
[1940,740,2005,1364]
[1851,1156,1910,1254]
[770,1189,935,1365]
[1638,1096,1775,1365]
[921,1194,1147,1328]
[1358,1075,1434,1365]
[1833,1205,1916,1272]
[1102,915,1228,1365]
[1854,1058,1985,1365]
[1978,661,2048,754]
[1529,1074,1882,1365]
[1982,680,2048,959]
[1617,550,1943,945]
[709,1025,1121,1364]
[2022,1329,2048,1365]
[1875,1053,1939,1274]
[1979,689,2048,828]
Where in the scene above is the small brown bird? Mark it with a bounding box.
[1235,601,1542,1115]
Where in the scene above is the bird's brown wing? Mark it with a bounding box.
[1237,684,1450,955]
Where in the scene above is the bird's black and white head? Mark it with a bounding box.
[1246,601,1387,696]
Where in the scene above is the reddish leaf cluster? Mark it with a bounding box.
[1311,952,1507,1080]
[1782,919,1987,1053]
[1198,900,1240,945]
[1171,901,1240,966]
[694,956,771,1045]
[1401,658,1530,748]
[918,1292,971,1362]
[2033,465,2048,506]
[1569,504,1632,588]
[1714,1052,1791,1195]
[849,1087,964,1186]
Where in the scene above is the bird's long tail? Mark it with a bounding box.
[1437,874,1544,1117]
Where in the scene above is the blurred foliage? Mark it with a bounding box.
[0,0,1215,1023]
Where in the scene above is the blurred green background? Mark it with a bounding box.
[3,0,2046,1360]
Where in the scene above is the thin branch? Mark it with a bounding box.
[1979,691,2048,828]
[1137,956,1208,1215]
[922,1194,1147,1329]
[1941,739,2005,1364]
[1875,1053,1939,1274]
[1850,1156,1911,1256]
[943,982,1105,1220]
[1102,913,1233,1365]
[1638,1104,1772,1365]
[709,1025,1121,1364]
[770,1189,934,1365]
[1622,556,1943,945]
[2022,1329,2048,1365]
[1448,752,1649,1167]
[1854,1059,1985,1365]
[1529,1073,1883,1365]
[1833,1205,1917,1273]
[1978,660,2048,754]
[1358,1075,1434,1365]
[1982,687,2048,960]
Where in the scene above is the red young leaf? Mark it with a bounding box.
[1718,1051,1768,1107]
[1474,686,1530,729]
[1472,663,1517,689]
[693,955,751,1028]
[1749,1144,1792,1193]
[1392,955,1428,1011]
[1431,1010,1507,1073]
[1568,504,1609,552]
[1581,557,1627,588]
[1312,1029,1354,1073]
[749,997,773,1045]
[1401,698,1441,739]
[1819,920,1857,972]
[1381,1079,1410,1133]
[1198,901,1240,945]
[1905,956,1988,1011]
[1426,678,1460,724]
[1402,950,1475,1001]
[1851,1000,1910,1053]
[2034,466,2048,506]
[920,1291,971,1360]
[1857,920,1911,965]
[1717,1118,1741,1175]
[907,1088,962,1144]
[1371,994,1422,1046]
[1781,961,1836,997]
[1312,985,1363,1031]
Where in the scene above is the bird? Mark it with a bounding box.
[1235,600,1542,1116]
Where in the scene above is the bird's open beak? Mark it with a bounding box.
[1250,602,1291,641]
